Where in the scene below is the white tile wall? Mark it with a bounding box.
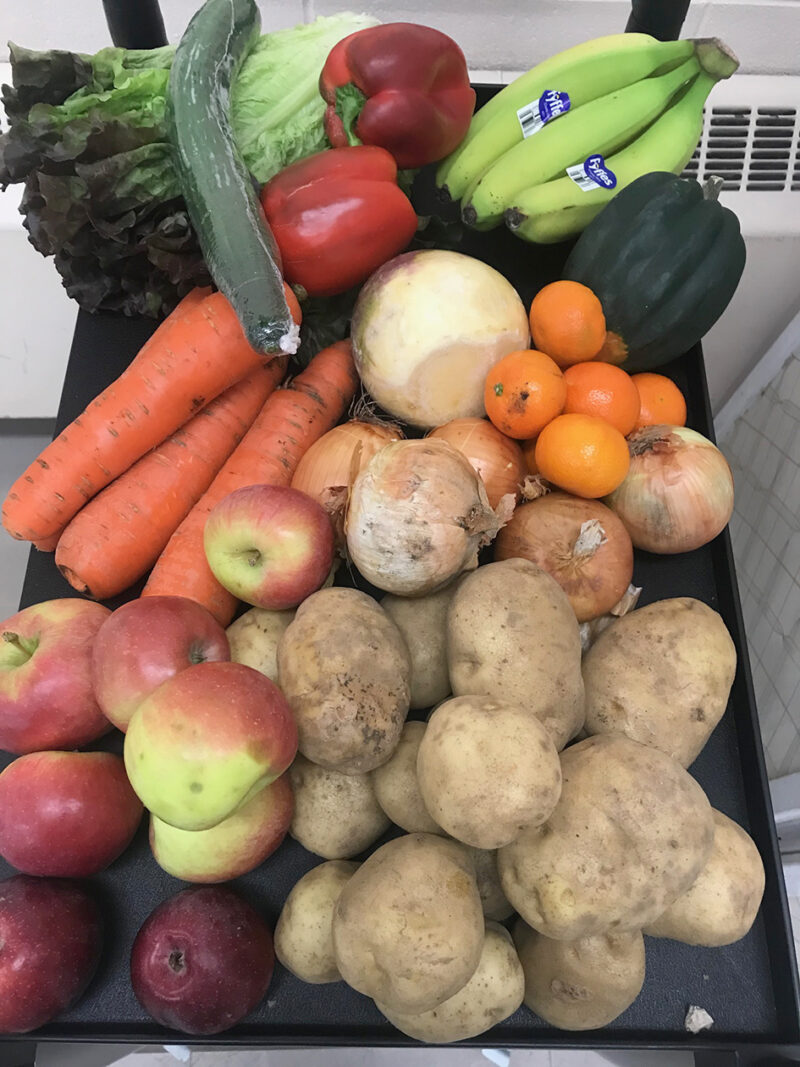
[724,349,800,779]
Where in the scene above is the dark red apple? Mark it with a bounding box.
[0,751,143,877]
[204,484,334,610]
[0,875,102,1033]
[92,595,230,732]
[0,598,111,754]
[130,885,274,1034]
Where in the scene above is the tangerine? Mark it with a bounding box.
[484,349,566,440]
[631,373,687,429]
[534,413,630,499]
[529,280,607,368]
[563,362,641,436]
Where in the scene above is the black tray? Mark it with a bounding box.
[2,110,800,1056]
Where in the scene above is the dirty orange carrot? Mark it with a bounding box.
[143,339,358,625]
[53,364,283,601]
[2,285,301,544]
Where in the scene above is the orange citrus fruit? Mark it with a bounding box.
[563,362,641,436]
[631,373,687,429]
[534,413,630,498]
[484,349,566,440]
[529,280,607,368]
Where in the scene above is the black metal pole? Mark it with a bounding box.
[626,0,692,40]
[102,0,168,48]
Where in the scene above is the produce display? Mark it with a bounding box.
[0,0,773,1046]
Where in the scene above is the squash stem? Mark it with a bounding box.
[703,175,724,201]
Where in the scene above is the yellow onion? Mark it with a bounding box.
[291,420,402,544]
[346,439,508,596]
[605,425,734,554]
[494,492,633,622]
[428,418,526,509]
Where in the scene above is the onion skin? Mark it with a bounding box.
[291,420,401,546]
[428,418,526,509]
[495,493,633,622]
[605,425,734,555]
[345,439,504,597]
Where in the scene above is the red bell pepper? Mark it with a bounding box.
[319,23,475,170]
[260,145,419,299]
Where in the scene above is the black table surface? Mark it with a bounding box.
[1,144,800,1056]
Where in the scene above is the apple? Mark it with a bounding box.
[0,875,103,1034]
[150,772,293,882]
[204,484,334,611]
[92,595,230,732]
[0,598,111,754]
[130,884,274,1034]
[0,751,143,877]
[124,661,297,831]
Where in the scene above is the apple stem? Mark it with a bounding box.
[2,631,38,663]
[168,949,186,973]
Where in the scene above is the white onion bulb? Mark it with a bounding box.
[605,425,734,554]
[346,439,508,596]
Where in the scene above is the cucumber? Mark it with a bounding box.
[167,0,298,355]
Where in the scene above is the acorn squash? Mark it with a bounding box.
[563,171,746,372]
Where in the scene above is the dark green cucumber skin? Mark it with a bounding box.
[563,171,746,373]
[167,0,295,355]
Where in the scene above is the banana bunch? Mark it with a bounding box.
[437,35,739,244]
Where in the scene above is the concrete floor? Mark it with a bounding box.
[0,432,49,619]
[36,1047,695,1067]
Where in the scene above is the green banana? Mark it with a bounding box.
[504,71,718,245]
[462,56,700,230]
[435,33,695,203]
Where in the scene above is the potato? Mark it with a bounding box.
[417,696,562,849]
[498,734,714,940]
[644,809,765,946]
[464,846,514,921]
[277,587,411,774]
[382,585,455,709]
[226,606,295,681]
[333,833,484,1014]
[370,721,442,834]
[514,919,645,1030]
[582,597,737,767]
[447,559,584,750]
[377,923,524,1042]
[275,860,357,983]
[289,755,390,860]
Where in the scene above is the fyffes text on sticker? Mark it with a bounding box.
[516,90,571,139]
[566,153,618,192]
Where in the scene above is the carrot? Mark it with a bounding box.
[32,531,62,552]
[2,285,300,544]
[143,339,358,625]
[53,364,283,601]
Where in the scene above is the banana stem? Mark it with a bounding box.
[693,38,740,80]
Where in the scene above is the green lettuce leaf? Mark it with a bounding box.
[0,13,377,320]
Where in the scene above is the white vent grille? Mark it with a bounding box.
[682,104,799,192]
[681,76,800,235]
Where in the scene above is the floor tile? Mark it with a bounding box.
[0,433,49,618]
